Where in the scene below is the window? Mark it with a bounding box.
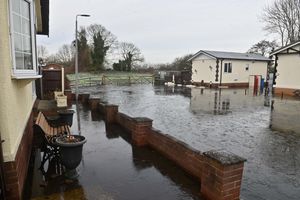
[224,63,232,73]
[245,64,249,71]
[10,0,37,76]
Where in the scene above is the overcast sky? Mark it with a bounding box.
[37,0,276,64]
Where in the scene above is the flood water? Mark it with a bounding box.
[27,102,202,200]
[77,84,300,200]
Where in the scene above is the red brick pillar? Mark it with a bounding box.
[201,150,246,200]
[89,98,100,110]
[64,89,73,106]
[131,117,152,146]
[79,93,90,104]
[104,104,119,124]
[98,102,105,114]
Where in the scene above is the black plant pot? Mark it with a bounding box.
[57,109,75,126]
[55,135,86,178]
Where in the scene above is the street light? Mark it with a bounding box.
[75,14,90,102]
[75,14,90,135]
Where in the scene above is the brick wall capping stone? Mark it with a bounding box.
[105,104,118,107]
[89,97,100,100]
[203,150,246,165]
[133,117,153,123]
[78,93,90,97]
[100,101,108,104]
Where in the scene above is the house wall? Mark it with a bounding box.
[0,0,36,163]
[191,54,217,84]
[191,54,268,86]
[275,49,300,91]
[0,1,38,199]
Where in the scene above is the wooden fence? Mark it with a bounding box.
[69,75,154,87]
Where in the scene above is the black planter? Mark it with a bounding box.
[55,135,86,178]
[57,109,75,126]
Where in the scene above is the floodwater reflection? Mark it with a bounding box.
[79,85,300,200]
[270,98,300,134]
[27,104,202,200]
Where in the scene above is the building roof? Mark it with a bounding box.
[189,50,271,62]
[270,40,300,56]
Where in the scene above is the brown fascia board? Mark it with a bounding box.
[37,0,49,36]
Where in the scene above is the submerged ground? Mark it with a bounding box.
[27,102,202,200]
[85,85,300,200]
[27,85,300,200]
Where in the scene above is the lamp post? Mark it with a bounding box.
[75,14,90,102]
[75,14,90,135]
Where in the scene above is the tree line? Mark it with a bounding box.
[38,24,144,72]
[38,0,300,73]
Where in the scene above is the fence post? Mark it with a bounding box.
[152,75,155,85]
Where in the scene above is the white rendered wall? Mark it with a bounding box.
[275,51,300,89]
[0,0,36,162]
[191,54,268,84]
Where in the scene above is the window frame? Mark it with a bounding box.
[224,62,232,73]
[9,0,38,77]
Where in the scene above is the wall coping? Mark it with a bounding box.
[133,117,153,123]
[203,150,246,165]
[105,104,118,108]
[89,97,100,100]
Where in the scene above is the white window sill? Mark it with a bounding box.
[11,74,42,80]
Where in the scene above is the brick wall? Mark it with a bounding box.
[98,102,106,115]
[3,112,34,200]
[86,96,247,200]
[116,113,134,132]
[148,128,203,180]
[201,151,245,200]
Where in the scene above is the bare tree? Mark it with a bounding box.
[247,40,279,56]
[37,45,48,66]
[119,42,144,71]
[262,0,300,46]
[87,24,118,69]
[87,24,117,51]
[47,44,75,66]
[37,45,48,58]
[55,44,75,66]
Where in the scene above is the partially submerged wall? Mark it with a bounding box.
[94,98,246,200]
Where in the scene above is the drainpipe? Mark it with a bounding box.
[219,59,223,87]
[0,135,6,200]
